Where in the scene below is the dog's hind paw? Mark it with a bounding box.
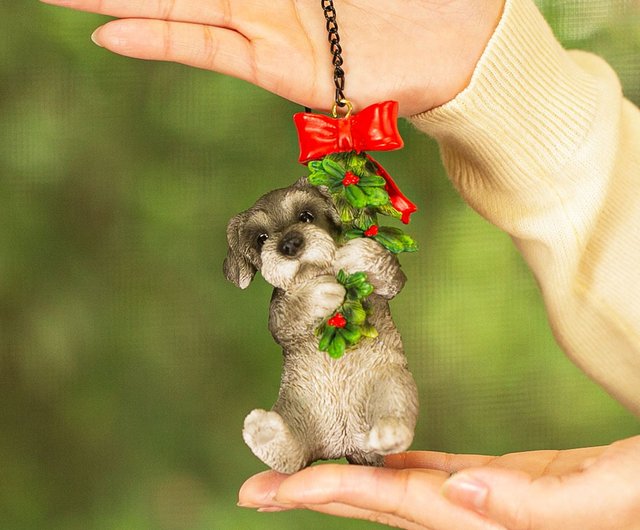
[243,409,307,473]
[243,409,284,446]
[365,417,413,455]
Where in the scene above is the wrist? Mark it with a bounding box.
[429,0,506,110]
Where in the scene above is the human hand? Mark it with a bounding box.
[39,0,504,115]
[238,435,640,529]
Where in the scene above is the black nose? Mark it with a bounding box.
[279,231,304,257]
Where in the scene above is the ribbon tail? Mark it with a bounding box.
[366,154,417,224]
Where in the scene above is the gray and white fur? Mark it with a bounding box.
[224,177,418,473]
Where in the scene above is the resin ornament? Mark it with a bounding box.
[224,0,420,473]
[224,175,418,473]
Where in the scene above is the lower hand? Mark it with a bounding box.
[39,0,504,115]
[238,435,640,529]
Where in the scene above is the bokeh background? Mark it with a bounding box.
[2,1,640,529]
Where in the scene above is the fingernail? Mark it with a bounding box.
[238,501,293,511]
[91,29,103,48]
[442,473,489,513]
[257,506,292,513]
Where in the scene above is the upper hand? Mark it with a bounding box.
[238,435,640,529]
[40,0,504,115]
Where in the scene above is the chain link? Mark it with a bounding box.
[321,0,347,108]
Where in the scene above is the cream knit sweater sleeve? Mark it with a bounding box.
[411,0,640,416]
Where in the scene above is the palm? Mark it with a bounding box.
[239,436,640,530]
[42,0,503,114]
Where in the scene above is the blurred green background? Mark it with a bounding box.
[1,2,639,529]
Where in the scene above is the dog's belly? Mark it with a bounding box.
[275,329,405,460]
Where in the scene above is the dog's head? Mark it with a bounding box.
[224,177,342,290]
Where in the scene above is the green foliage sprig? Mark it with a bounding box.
[343,225,418,254]
[316,270,378,359]
[306,151,418,254]
[308,150,418,357]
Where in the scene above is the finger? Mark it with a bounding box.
[238,470,289,508]
[441,465,619,530]
[306,501,429,530]
[386,452,494,473]
[40,0,234,28]
[275,464,505,530]
[239,470,432,529]
[92,19,255,82]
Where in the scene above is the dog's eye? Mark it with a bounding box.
[299,211,314,223]
[257,233,269,247]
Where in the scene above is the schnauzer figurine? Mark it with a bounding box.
[224,177,418,473]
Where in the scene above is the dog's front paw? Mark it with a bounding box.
[305,275,346,321]
[335,239,406,299]
[365,417,413,455]
[335,238,378,272]
[243,409,307,474]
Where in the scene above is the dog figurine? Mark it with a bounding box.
[224,177,418,473]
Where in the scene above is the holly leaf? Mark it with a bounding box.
[375,202,403,220]
[336,269,349,285]
[318,325,337,352]
[308,171,333,187]
[327,333,346,358]
[358,175,386,187]
[344,185,368,208]
[361,186,390,206]
[343,272,368,288]
[322,158,347,180]
[360,323,379,339]
[338,326,361,346]
[343,228,364,240]
[374,226,419,253]
[352,282,374,299]
[343,300,367,325]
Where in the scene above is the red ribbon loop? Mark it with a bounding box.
[366,155,417,224]
[293,101,404,163]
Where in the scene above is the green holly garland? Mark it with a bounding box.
[307,151,417,358]
[316,270,379,359]
[308,152,418,253]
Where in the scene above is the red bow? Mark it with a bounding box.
[293,101,404,163]
[294,101,417,224]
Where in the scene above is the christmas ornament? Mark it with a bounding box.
[224,0,419,473]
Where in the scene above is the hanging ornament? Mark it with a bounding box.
[224,0,419,473]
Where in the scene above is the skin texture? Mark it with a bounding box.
[39,0,505,115]
[39,0,640,527]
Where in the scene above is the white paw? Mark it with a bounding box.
[242,409,307,474]
[306,276,346,320]
[365,417,413,455]
[243,409,287,449]
[334,238,384,274]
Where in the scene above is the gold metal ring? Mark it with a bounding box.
[331,99,353,118]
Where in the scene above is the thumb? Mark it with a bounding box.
[441,467,550,529]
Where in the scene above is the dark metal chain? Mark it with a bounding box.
[321,0,347,108]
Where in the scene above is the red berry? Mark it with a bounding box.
[328,312,347,328]
[342,172,360,187]
[364,225,379,237]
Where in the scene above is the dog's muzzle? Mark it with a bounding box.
[279,231,305,257]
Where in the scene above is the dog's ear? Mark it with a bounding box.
[292,175,312,189]
[223,212,256,289]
